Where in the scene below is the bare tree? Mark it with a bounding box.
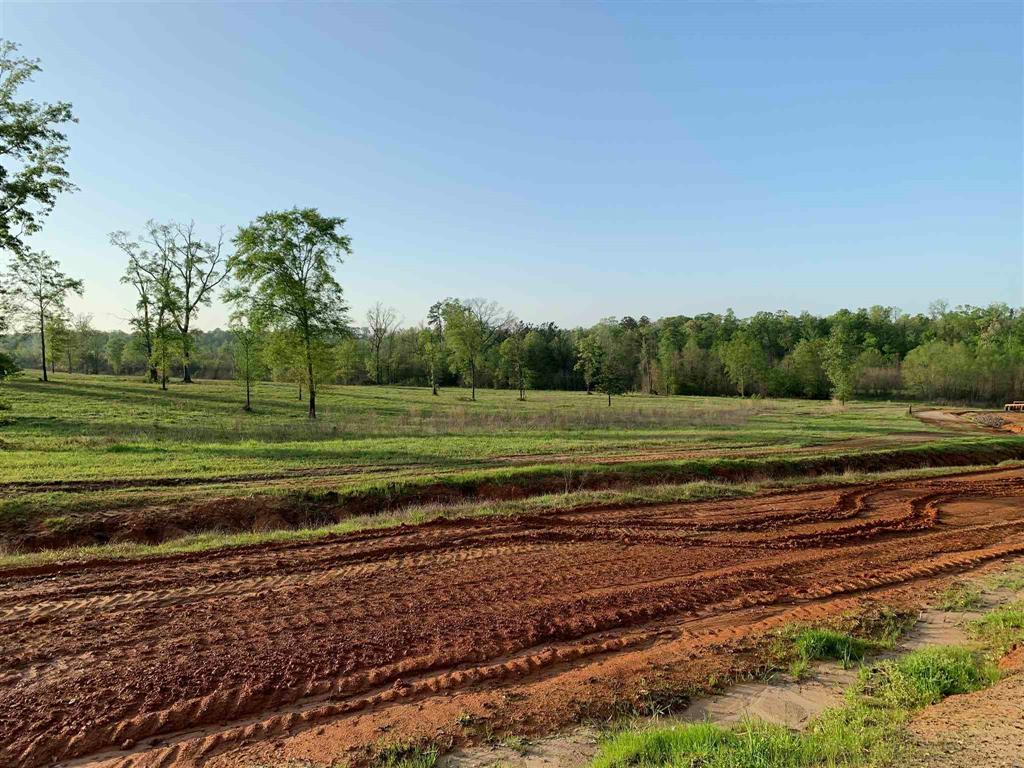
[366,302,399,385]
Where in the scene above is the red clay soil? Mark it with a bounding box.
[2,469,1024,767]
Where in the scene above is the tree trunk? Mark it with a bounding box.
[38,307,48,382]
[182,356,193,383]
[149,365,159,383]
[470,363,476,401]
[607,391,612,407]
[245,376,252,411]
[307,353,316,419]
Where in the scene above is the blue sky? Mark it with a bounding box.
[3,1,1021,330]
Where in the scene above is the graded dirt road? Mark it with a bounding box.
[2,468,1024,767]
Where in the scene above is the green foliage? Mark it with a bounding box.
[230,207,352,417]
[0,349,18,381]
[0,249,84,381]
[823,322,861,403]
[0,40,77,256]
[720,331,768,397]
[440,298,510,400]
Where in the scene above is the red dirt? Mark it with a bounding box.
[2,468,1024,767]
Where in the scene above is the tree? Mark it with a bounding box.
[140,221,227,383]
[417,330,444,397]
[229,208,352,418]
[823,323,861,404]
[592,326,632,406]
[441,298,510,401]
[229,309,265,411]
[574,334,603,394]
[499,327,528,400]
[1,249,83,380]
[0,349,17,382]
[104,334,126,375]
[264,329,307,398]
[72,314,103,374]
[0,41,77,257]
[366,302,399,384]
[112,230,159,382]
[719,332,767,397]
[43,312,69,374]
[781,338,829,399]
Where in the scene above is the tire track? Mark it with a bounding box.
[2,469,1023,767]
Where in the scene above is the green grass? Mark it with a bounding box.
[988,566,1024,592]
[934,581,984,611]
[967,601,1024,656]
[854,646,999,710]
[787,628,876,679]
[369,743,438,768]
[0,372,962,485]
[2,372,1020,560]
[591,644,999,768]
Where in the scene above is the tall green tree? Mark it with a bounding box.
[1,249,82,380]
[574,334,603,395]
[229,308,266,411]
[0,41,77,257]
[104,333,126,375]
[499,326,529,401]
[417,327,445,397]
[719,332,767,397]
[43,311,70,374]
[441,298,510,401]
[112,230,159,382]
[229,208,352,418]
[823,323,862,403]
[142,221,227,383]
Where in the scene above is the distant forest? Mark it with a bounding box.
[2,301,1021,405]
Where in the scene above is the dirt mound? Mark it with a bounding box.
[6,441,1024,553]
[908,668,1024,767]
[1,469,1023,767]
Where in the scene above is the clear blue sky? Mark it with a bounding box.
[3,1,1021,331]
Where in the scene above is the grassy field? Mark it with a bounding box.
[0,371,973,481]
[1,371,1020,560]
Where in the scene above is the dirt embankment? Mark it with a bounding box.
[0,468,1023,767]
[5,439,1024,553]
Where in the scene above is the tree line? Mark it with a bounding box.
[3,233,1022,413]
[1,39,1022,412]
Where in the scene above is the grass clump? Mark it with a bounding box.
[934,581,983,611]
[789,628,874,677]
[988,566,1024,592]
[854,645,998,710]
[369,742,438,768]
[967,601,1024,655]
[592,643,1000,768]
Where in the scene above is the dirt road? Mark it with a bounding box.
[2,468,1024,767]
